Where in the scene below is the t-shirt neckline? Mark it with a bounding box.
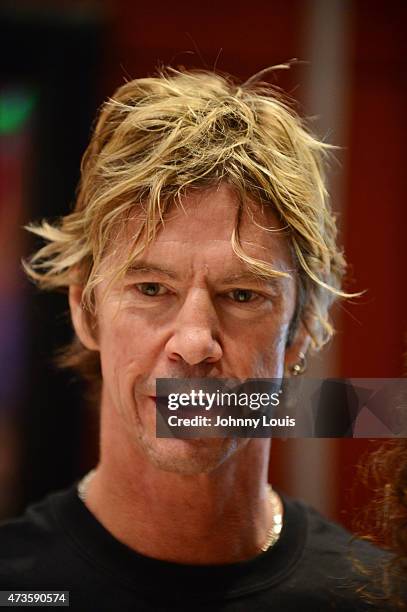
[50,484,308,601]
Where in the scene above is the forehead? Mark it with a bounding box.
[120,183,294,275]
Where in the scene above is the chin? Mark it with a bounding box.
[129,396,246,474]
[138,437,241,475]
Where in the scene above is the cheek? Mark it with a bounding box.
[97,314,150,400]
[242,322,290,378]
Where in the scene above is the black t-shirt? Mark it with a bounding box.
[0,485,388,611]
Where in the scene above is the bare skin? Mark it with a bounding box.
[69,183,308,565]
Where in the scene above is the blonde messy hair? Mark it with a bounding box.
[24,67,350,384]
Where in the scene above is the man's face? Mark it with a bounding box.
[73,183,301,474]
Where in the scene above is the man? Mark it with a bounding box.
[0,69,386,610]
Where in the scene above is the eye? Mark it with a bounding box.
[229,289,257,303]
[136,282,168,297]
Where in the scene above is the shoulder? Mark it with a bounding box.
[302,501,383,563]
[287,499,389,609]
[0,487,75,587]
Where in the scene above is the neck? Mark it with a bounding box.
[84,400,278,565]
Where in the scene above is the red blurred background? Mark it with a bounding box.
[1,0,406,532]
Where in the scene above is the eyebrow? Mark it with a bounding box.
[220,272,284,288]
[126,262,287,288]
[126,264,180,280]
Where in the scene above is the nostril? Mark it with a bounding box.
[165,328,223,366]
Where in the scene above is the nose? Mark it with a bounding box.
[165,288,223,366]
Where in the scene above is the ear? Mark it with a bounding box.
[68,285,99,351]
[284,323,311,376]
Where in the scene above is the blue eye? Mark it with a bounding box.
[137,283,166,296]
[231,289,255,303]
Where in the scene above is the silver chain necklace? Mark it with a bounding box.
[77,471,283,552]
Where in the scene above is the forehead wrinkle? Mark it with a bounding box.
[144,239,279,249]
